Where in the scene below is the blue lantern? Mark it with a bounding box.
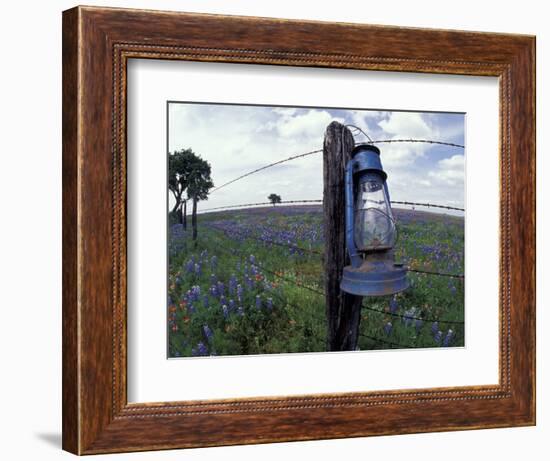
[340,144,409,296]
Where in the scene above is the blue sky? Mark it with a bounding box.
[168,103,465,213]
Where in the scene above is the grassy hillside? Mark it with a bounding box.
[168,205,464,357]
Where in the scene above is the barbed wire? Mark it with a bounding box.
[172,231,463,350]
[366,139,465,149]
[359,333,416,349]
[206,223,324,256]
[209,149,322,194]
[408,268,464,279]
[347,124,373,142]
[194,221,465,279]
[208,138,463,195]
[187,225,464,325]
[390,201,464,212]
[205,224,465,280]
[362,304,464,325]
[200,199,464,213]
[201,199,322,212]
[204,226,327,296]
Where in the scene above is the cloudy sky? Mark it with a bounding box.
[168,102,465,213]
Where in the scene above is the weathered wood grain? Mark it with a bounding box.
[62,5,536,455]
[323,122,363,351]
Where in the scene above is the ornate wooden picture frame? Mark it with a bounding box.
[62,6,535,455]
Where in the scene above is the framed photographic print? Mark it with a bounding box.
[62,6,535,455]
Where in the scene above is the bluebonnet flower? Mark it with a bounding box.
[389,296,398,314]
[402,308,415,327]
[191,341,208,356]
[237,284,243,303]
[228,299,235,312]
[249,254,256,264]
[384,322,393,336]
[217,281,225,296]
[191,285,200,301]
[237,306,244,316]
[203,324,213,342]
[255,295,261,309]
[210,255,217,271]
[443,329,454,347]
[194,263,202,275]
[210,273,217,285]
[431,321,439,336]
[220,295,227,307]
[188,303,195,314]
[202,294,209,308]
[434,330,443,343]
[222,305,229,319]
[185,259,194,273]
[415,319,423,334]
[229,274,237,294]
[266,298,273,310]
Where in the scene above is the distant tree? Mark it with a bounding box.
[268,193,282,206]
[186,155,214,243]
[168,149,196,228]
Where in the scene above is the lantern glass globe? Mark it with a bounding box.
[353,172,396,251]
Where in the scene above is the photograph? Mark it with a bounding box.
[166,102,465,358]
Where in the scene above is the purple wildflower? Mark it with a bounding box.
[229,274,237,294]
[192,341,208,356]
[203,324,213,342]
[434,330,443,343]
[217,281,225,296]
[384,322,393,336]
[443,329,455,347]
[389,296,398,314]
[255,295,261,309]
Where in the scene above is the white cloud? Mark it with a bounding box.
[168,104,464,212]
[276,109,337,139]
[428,154,464,186]
[378,112,435,139]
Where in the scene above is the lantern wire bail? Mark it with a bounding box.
[345,124,373,143]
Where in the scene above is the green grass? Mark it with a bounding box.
[167,205,464,357]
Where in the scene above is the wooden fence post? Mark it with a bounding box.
[323,121,364,351]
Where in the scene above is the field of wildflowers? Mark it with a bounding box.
[167,205,464,357]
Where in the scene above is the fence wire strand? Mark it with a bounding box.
[200,199,464,213]
[210,149,322,194]
[207,138,464,195]
[187,225,464,325]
